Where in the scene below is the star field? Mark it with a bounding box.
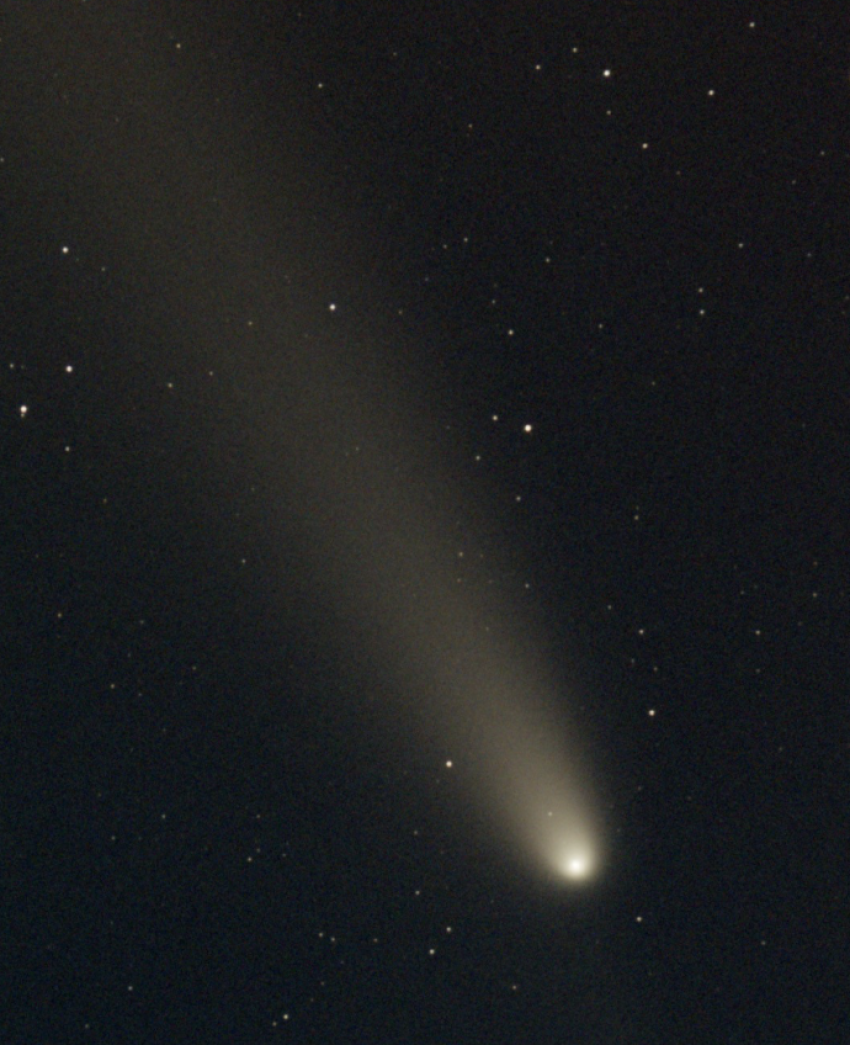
[1,4,848,1043]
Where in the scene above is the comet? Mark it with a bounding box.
[14,5,607,887]
[550,831,599,882]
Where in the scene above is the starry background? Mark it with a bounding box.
[2,3,848,1042]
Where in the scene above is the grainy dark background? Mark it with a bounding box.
[1,3,847,1042]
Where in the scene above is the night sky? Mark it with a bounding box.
[2,3,848,1042]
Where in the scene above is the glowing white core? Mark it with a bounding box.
[548,835,598,882]
[562,853,592,879]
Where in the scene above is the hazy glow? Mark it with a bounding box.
[16,9,607,887]
[508,783,601,885]
[520,794,601,885]
[553,842,597,881]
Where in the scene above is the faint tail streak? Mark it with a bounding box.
[16,6,604,883]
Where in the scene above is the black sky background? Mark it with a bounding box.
[2,3,848,1042]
